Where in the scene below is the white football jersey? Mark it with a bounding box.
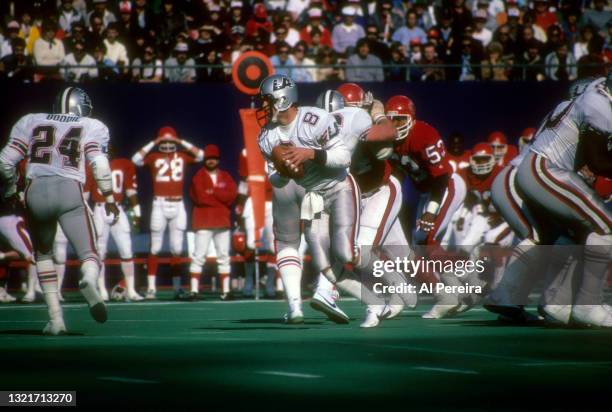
[531,78,612,171]
[2,113,109,183]
[332,106,373,176]
[258,106,349,191]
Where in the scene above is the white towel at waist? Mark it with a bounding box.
[300,192,325,221]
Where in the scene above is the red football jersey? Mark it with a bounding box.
[144,151,197,197]
[501,144,519,166]
[459,165,503,213]
[393,120,452,192]
[447,150,471,173]
[85,158,137,203]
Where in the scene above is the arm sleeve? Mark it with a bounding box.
[0,116,31,198]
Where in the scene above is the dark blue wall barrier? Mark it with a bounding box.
[0,81,566,273]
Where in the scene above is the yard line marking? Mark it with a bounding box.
[98,377,159,384]
[257,371,322,379]
[413,367,479,375]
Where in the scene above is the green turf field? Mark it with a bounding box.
[1,293,612,410]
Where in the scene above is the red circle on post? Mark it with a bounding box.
[232,51,275,96]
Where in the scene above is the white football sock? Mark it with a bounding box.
[27,264,37,295]
[97,264,108,294]
[121,260,136,293]
[37,259,63,321]
[220,273,230,294]
[277,248,302,309]
[147,275,156,292]
[190,273,199,293]
[80,259,103,307]
[55,263,65,296]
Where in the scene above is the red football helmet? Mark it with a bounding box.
[487,131,507,161]
[158,126,178,153]
[385,95,416,140]
[232,231,246,254]
[518,127,536,151]
[337,83,365,107]
[470,143,495,175]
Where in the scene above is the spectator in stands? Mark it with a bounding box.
[366,24,391,63]
[413,42,446,81]
[196,47,226,82]
[93,41,120,81]
[271,25,290,49]
[194,25,221,57]
[58,0,83,34]
[104,23,129,66]
[345,38,384,82]
[473,0,498,32]
[305,28,324,59]
[131,44,163,82]
[164,42,196,82]
[480,41,509,81]
[426,27,445,57]
[472,9,492,47]
[287,0,311,22]
[89,14,106,49]
[117,1,139,49]
[227,1,248,35]
[413,0,435,30]
[505,5,521,41]
[332,7,365,56]
[533,0,558,32]
[435,11,455,47]
[246,3,273,39]
[61,40,97,82]
[545,42,577,82]
[270,41,294,77]
[516,24,545,58]
[33,20,65,79]
[0,37,34,82]
[450,0,473,36]
[392,10,428,50]
[291,41,315,82]
[519,39,545,81]
[576,52,606,79]
[64,22,88,54]
[273,13,300,47]
[315,46,344,81]
[523,11,548,43]
[493,24,517,59]
[87,0,117,29]
[300,8,332,48]
[560,7,581,46]
[574,26,595,62]
[0,21,21,59]
[386,41,409,81]
[581,0,610,36]
[409,39,423,63]
[158,0,188,56]
[134,0,155,32]
[371,1,402,42]
[543,24,565,57]
[448,34,483,81]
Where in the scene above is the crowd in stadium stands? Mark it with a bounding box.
[0,0,609,83]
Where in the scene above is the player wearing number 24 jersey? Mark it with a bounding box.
[132,126,204,300]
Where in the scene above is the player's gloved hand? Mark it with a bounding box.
[283,147,313,169]
[369,99,386,124]
[417,212,436,233]
[363,91,374,108]
[105,202,120,226]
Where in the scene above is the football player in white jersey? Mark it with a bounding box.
[318,89,415,327]
[0,87,119,335]
[257,74,384,325]
[513,76,612,327]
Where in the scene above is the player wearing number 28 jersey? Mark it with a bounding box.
[132,126,204,300]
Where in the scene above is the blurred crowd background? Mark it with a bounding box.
[0,0,609,83]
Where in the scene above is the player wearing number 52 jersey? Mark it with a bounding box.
[132,126,204,299]
[84,155,143,302]
[0,87,118,335]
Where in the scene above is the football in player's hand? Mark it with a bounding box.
[271,143,305,179]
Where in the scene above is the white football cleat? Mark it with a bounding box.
[360,307,382,328]
[0,287,17,303]
[145,289,157,300]
[539,305,571,325]
[310,289,349,324]
[21,291,36,303]
[43,318,67,336]
[380,304,403,320]
[422,303,460,319]
[571,305,612,327]
[127,291,144,302]
[284,306,304,324]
